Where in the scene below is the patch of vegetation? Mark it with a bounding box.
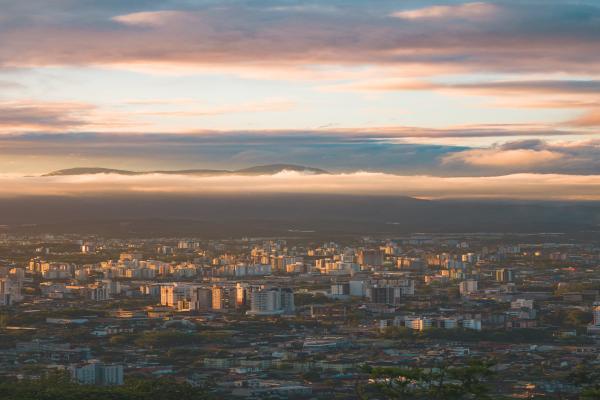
[0,373,212,400]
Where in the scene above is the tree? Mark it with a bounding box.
[0,372,213,400]
[565,310,592,328]
[357,359,496,400]
[569,363,600,400]
[0,312,8,328]
[581,388,600,400]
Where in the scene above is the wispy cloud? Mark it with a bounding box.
[0,101,95,132]
[344,80,600,96]
[112,10,189,27]
[0,97,296,133]
[1,1,599,75]
[391,2,497,20]
[0,101,139,133]
[329,78,600,125]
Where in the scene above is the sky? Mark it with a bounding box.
[0,0,599,199]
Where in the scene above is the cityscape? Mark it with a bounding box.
[1,231,599,398]
[1,0,600,399]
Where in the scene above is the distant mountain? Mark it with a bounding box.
[233,164,328,175]
[44,167,140,176]
[43,164,329,177]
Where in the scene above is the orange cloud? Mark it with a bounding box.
[0,97,298,133]
[566,109,600,127]
[335,79,600,96]
[329,79,600,123]
[443,148,563,168]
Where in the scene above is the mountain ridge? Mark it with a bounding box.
[43,164,329,176]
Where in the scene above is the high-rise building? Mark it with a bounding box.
[588,302,600,334]
[0,278,15,306]
[593,302,600,326]
[191,287,213,311]
[357,250,384,267]
[404,317,433,331]
[368,287,395,304]
[160,284,190,307]
[462,319,482,331]
[247,287,295,315]
[366,280,415,305]
[349,280,366,297]
[85,284,111,301]
[280,288,295,314]
[331,283,350,297]
[81,244,96,254]
[459,280,478,295]
[235,283,263,307]
[0,268,24,306]
[212,285,236,310]
[270,255,301,273]
[495,268,514,283]
[71,362,124,386]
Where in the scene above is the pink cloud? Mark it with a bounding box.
[0,3,598,76]
[566,109,600,127]
[0,101,95,132]
[443,148,563,168]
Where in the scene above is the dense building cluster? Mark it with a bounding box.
[0,232,599,398]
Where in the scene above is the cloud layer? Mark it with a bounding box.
[1,1,599,75]
[1,132,599,176]
[0,0,598,200]
[1,1,599,132]
[442,139,600,175]
[0,171,598,201]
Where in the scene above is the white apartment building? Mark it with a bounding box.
[71,362,124,386]
[247,287,295,316]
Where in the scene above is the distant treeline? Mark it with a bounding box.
[0,374,211,400]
